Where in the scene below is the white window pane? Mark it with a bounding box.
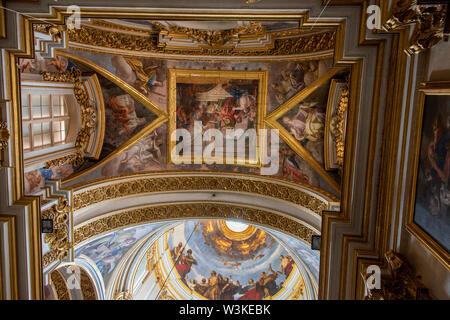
[42,122,50,133]
[53,131,61,143]
[61,121,66,131]
[23,136,30,149]
[61,130,66,141]
[53,105,61,117]
[31,95,40,106]
[53,95,61,107]
[41,95,50,106]
[32,123,41,134]
[53,121,60,131]
[22,107,30,120]
[21,93,28,107]
[31,107,41,119]
[43,133,51,145]
[62,98,68,116]
[33,134,42,147]
[22,124,29,137]
[42,106,50,118]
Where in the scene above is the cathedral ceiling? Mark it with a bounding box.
[21,18,350,198]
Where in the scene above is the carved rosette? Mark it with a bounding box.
[43,198,72,263]
[42,67,97,168]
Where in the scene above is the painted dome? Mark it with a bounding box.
[74,219,319,300]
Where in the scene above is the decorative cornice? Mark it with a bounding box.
[67,25,335,57]
[154,21,266,47]
[72,175,331,216]
[74,202,317,246]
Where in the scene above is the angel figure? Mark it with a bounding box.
[282,101,325,143]
[107,94,146,136]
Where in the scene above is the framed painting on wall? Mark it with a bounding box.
[408,81,450,270]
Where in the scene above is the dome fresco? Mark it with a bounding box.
[74,219,319,300]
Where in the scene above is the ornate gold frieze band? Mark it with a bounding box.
[67,25,335,57]
[72,175,333,215]
[74,202,317,246]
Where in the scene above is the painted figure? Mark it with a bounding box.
[106,94,146,136]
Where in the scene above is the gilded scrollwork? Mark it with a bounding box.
[362,251,431,300]
[383,0,446,54]
[72,176,330,216]
[67,25,335,57]
[73,203,317,246]
[114,290,133,300]
[43,198,72,263]
[0,121,9,151]
[154,21,265,47]
[50,270,70,300]
[330,83,349,167]
[42,67,97,168]
[0,121,9,166]
[80,268,97,300]
[45,153,85,169]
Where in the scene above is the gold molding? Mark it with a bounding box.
[266,67,345,193]
[0,215,18,299]
[66,24,336,58]
[42,198,72,263]
[324,79,349,170]
[405,81,450,270]
[383,0,447,55]
[53,50,169,184]
[167,68,267,166]
[71,174,334,216]
[74,202,318,246]
[1,5,375,300]
[80,268,97,300]
[41,67,97,168]
[0,121,9,167]
[50,269,70,300]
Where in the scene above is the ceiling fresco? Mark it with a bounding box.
[73,219,319,300]
[20,18,348,197]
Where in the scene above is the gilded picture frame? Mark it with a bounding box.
[167,69,268,166]
[407,81,450,270]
